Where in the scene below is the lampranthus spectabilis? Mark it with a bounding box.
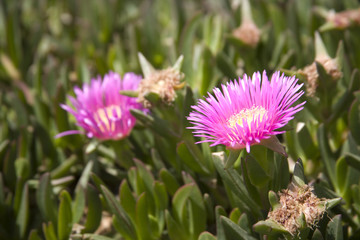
[187,71,305,153]
[56,71,146,140]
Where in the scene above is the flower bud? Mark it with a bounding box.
[266,184,326,235]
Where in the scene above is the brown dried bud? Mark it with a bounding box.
[267,184,326,235]
[232,20,260,47]
[327,8,360,29]
[137,67,185,108]
[299,56,342,97]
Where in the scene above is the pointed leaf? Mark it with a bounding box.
[138,52,155,78]
[292,158,306,187]
[58,190,73,240]
[16,183,29,239]
[198,232,217,240]
[165,210,188,240]
[42,222,57,240]
[36,173,57,224]
[119,179,136,221]
[245,155,271,187]
[100,185,137,239]
[83,185,102,233]
[159,168,180,196]
[326,215,343,240]
[220,216,257,240]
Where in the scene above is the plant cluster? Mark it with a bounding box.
[1,0,360,240]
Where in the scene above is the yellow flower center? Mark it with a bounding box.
[95,105,122,132]
[227,106,267,129]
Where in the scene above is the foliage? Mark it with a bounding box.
[1,0,360,239]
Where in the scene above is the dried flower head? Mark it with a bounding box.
[232,20,260,47]
[187,71,305,153]
[137,67,184,107]
[56,72,146,140]
[327,8,360,29]
[267,184,326,235]
[299,56,342,96]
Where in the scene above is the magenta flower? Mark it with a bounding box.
[56,71,146,140]
[187,71,305,153]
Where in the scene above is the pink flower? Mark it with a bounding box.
[56,71,146,140]
[187,71,305,153]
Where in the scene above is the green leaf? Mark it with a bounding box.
[134,159,155,195]
[212,152,262,218]
[220,216,257,240]
[268,191,280,210]
[203,14,223,54]
[153,180,168,212]
[16,183,29,239]
[100,185,137,239]
[292,158,306,187]
[240,157,262,206]
[0,173,5,205]
[215,206,227,240]
[253,219,289,235]
[177,141,210,174]
[224,150,241,170]
[335,157,348,194]
[345,150,360,172]
[317,124,336,185]
[312,229,324,240]
[51,155,78,179]
[297,124,319,159]
[245,155,271,187]
[138,52,155,78]
[159,168,180,196]
[165,209,189,240]
[28,229,42,240]
[72,160,94,223]
[215,52,237,79]
[229,208,241,223]
[72,186,85,224]
[238,213,250,232]
[172,183,196,225]
[325,198,342,210]
[203,194,214,223]
[136,192,152,240]
[15,157,30,180]
[58,190,73,240]
[325,215,343,240]
[90,173,106,191]
[36,173,57,225]
[42,222,57,240]
[179,13,202,86]
[83,185,102,233]
[172,183,206,238]
[198,231,217,240]
[349,98,360,145]
[87,235,115,240]
[119,179,136,222]
[271,153,290,192]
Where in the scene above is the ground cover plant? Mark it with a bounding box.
[1,0,360,239]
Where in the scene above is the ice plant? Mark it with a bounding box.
[187,71,305,154]
[56,71,146,140]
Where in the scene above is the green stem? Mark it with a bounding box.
[241,0,253,22]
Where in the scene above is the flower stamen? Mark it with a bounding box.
[227,106,267,129]
[95,105,122,132]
